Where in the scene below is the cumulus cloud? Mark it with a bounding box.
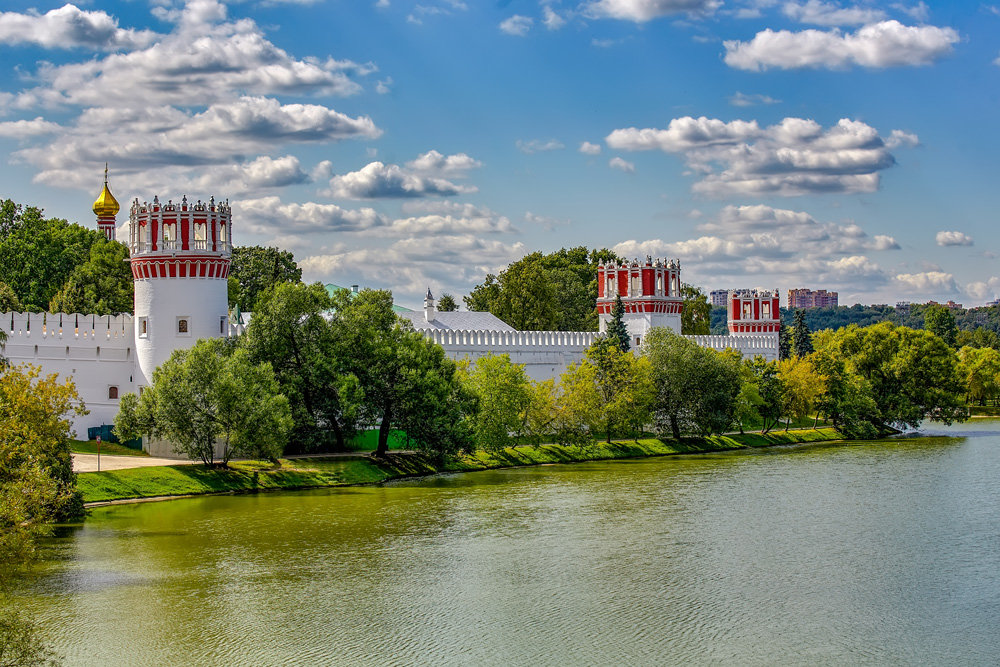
[724,20,959,71]
[324,161,477,199]
[966,277,1000,301]
[936,230,973,246]
[405,150,482,175]
[579,141,602,155]
[609,156,636,172]
[299,235,527,302]
[234,196,386,235]
[782,0,886,26]
[543,6,568,29]
[894,271,958,293]
[0,117,62,138]
[516,138,566,154]
[584,0,721,22]
[0,4,159,50]
[607,116,911,196]
[500,15,533,35]
[729,92,781,107]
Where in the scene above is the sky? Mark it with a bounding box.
[0,0,996,309]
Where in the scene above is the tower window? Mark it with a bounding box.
[630,275,640,296]
[220,317,226,334]
[108,386,119,400]
[606,276,615,297]
[743,302,753,319]
[138,317,148,338]
[177,318,189,334]
[761,302,770,318]
[656,274,663,295]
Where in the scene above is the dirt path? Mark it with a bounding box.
[73,453,196,473]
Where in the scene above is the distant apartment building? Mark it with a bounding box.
[710,289,730,307]
[787,288,839,309]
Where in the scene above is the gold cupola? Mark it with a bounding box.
[92,164,120,217]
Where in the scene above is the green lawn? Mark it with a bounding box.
[71,439,149,457]
[78,428,842,505]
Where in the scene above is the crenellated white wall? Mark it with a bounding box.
[0,311,137,437]
[685,332,779,362]
[424,329,602,381]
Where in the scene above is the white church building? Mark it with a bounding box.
[0,181,779,450]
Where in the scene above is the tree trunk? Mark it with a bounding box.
[375,403,392,457]
[670,414,681,440]
[331,418,345,451]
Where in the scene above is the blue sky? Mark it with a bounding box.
[0,0,996,308]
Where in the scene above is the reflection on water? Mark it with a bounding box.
[18,422,1000,665]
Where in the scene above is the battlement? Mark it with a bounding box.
[424,329,601,349]
[685,333,778,360]
[1,311,133,346]
[598,256,680,271]
[729,288,780,300]
[128,194,233,257]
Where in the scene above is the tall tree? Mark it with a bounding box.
[778,321,792,360]
[460,354,531,451]
[228,246,302,310]
[49,239,133,315]
[924,304,958,348]
[681,283,711,335]
[778,355,826,428]
[0,281,21,311]
[606,295,630,352]
[745,357,786,434]
[115,339,293,466]
[792,309,814,357]
[437,294,458,312]
[240,282,362,452]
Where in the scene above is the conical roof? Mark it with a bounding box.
[92,166,119,217]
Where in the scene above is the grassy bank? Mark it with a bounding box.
[968,406,1000,417]
[78,427,841,505]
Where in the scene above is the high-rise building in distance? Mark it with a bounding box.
[787,288,839,309]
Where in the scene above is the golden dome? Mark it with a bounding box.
[92,166,119,217]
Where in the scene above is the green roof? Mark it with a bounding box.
[324,284,414,313]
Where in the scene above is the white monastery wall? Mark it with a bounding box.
[1,311,136,437]
[425,329,601,381]
[685,333,779,362]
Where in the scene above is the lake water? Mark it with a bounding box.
[16,421,1000,665]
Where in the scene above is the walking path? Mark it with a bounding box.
[72,453,196,473]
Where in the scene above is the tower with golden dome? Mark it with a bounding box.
[93,164,120,241]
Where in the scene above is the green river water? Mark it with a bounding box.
[15,421,1000,665]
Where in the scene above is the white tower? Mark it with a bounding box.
[596,257,683,347]
[128,195,232,387]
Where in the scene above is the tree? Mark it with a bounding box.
[815,322,966,433]
[0,281,20,311]
[745,356,785,433]
[49,239,133,315]
[924,304,958,348]
[792,309,814,357]
[437,294,458,312]
[778,321,792,360]
[240,282,362,452]
[778,356,826,428]
[681,283,711,335]
[341,289,474,457]
[465,247,620,331]
[810,350,880,439]
[957,346,1000,405]
[460,354,532,451]
[522,379,560,446]
[0,364,85,665]
[115,339,293,466]
[228,246,302,310]
[606,295,630,352]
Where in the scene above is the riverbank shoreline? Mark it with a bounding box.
[78,428,842,508]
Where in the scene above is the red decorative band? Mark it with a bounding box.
[131,257,231,280]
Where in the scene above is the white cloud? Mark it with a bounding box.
[892,2,929,21]
[609,156,636,172]
[782,0,886,26]
[324,161,477,199]
[885,129,919,148]
[729,92,781,107]
[375,77,393,94]
[965,277,1000,301]
[607,116,910,197]
[516,138,565,154]
[584,0,721,22]
[894,271,958,293]
[0,4,159,51]
[579,141,602,155]
[724,20,959,71]
[543,7,568,29]
[234,196,386,234]
[405,150,482,175]
[936,230,973,246]
[0,117,61,137]
[500,15,533,35]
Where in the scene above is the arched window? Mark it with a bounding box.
[656,273,663,295]
[630,275,640,296]
[177,318,189,334]
[193,221,207,249]
[606,275,616,297]
[108,386,119,400]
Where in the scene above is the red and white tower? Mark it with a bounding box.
[128,195,232,387]
[728,288,780,334]
[92,165,119,241]
[597,257,683,344]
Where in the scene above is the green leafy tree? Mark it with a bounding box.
[460,354,532,451]
[810,350,880,439]
[228,246,302,310]
[0,198,45,240]
[0,214,107,311]
[522,378,560,446]
[778,355,826,428]
[0,281,21,311]
[606,295,630,352]
[745,357,785,433]
[240,282,362,452]
[48,239,133,315]
[957,346,1000,405]
[465,247,620,331]
[115,339,293,466]
[792,309,814,357]
[437,293,458,312]
[681,283,711,335]
[815,322,966,433]
[733,364,765,434]
[778,321,792,360]
[956,328,1000,350]
[924,304,958,348]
